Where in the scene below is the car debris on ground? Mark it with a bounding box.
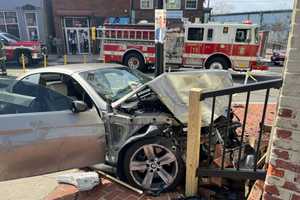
[56,172,100,191]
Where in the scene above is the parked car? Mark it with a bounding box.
[271,50,286,66]
[0,64,244,192]
[0,32,42,66]
[0,40,5,60]
[0,40,6,75]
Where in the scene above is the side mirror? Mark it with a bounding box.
[71,100,88,113]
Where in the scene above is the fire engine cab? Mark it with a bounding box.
[98,21,265,71]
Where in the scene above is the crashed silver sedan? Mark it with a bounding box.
[0,64,233,192]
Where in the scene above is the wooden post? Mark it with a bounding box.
[185,88,202,197]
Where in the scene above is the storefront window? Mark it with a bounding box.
[7,25,19,37]
[166,0,181,9]
[0,13,4,25]
[64,17,89,28]
[0,11,19,37]
[25,12,39,40]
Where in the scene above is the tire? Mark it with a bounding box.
[124,52,146,72]
[205,57,229,70]
[17,52,32,66]
[123,137,184,192]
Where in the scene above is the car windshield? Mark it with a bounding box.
[2,33,20,42]
[80,67,151,102]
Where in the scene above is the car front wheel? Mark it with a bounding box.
[123,137,184,192]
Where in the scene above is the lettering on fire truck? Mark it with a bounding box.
[97,22,267,71]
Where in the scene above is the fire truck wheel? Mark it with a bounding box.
[124,53,146,72]
[205,57,229,70]
[17,52,32,66]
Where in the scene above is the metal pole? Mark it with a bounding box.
[22,53,26,73]
[155,0,164,77]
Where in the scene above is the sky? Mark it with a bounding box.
[206,0,294,14]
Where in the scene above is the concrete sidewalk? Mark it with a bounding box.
[0,170,77,200]
[47,54,103,66]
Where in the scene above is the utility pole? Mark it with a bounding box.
[207,0,210,8]
[130,0,135,24]
[155,0,165,77]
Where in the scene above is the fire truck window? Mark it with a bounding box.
[235,29,251,43]
[187,28,204,41]
[207,29,213,41]
[223,27,229,34]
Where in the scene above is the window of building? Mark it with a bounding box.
[0,11,19,37]
[187,28,204,41]
[185,0,198,9]
[25,12,39,40]
[140,0,153,9]
[235,29,251,43]
[207,28,213,41]
[166,0,181,9]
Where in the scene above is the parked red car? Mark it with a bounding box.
[0,32,43,66]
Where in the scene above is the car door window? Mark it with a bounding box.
[22,73,94,109]
[22,73,40,84]
[0,79,72,115]
[39,73,94,109]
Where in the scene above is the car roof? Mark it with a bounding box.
[21,63,127,76]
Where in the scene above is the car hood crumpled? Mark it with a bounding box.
[113,70,233,127]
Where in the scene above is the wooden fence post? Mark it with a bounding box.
[185,88,202,197]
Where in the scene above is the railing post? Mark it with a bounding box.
[185,88,202,197]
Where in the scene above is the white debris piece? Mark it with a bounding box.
[56,172,100,191]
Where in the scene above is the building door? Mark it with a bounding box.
[64,17,91,55]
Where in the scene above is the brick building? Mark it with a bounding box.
[264,0,300,199]
[51,0,131,54]
[51,0,204,55]
[0,0,51,43]
[132,0,204,23]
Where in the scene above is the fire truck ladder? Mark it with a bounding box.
[96,26,154,42]
[96,26,154,61]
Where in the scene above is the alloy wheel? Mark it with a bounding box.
[129,144,178,191]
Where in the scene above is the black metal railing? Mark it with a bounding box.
[197,79,283,181]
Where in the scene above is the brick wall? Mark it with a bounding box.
[132,0,204,23]
[51,0,131,50]
[264,1,300,200]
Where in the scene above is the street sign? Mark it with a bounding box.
[166,10,183,19]
[155,9,167,44]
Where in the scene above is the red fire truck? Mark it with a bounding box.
[98,21,267,71]
[0,32,42,66]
